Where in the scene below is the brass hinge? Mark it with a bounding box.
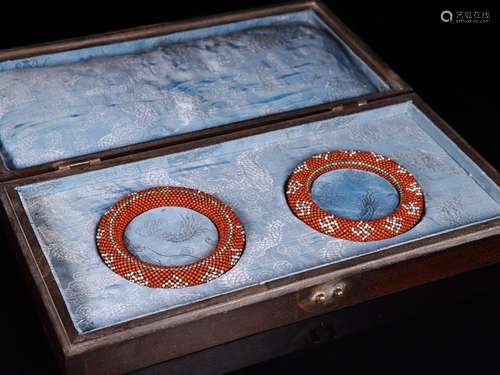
[331,104,344,113]
[331,99,369,113]
[56,158,101,171]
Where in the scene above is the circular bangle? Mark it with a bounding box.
[96,187,245,288]
[286,150,424,241]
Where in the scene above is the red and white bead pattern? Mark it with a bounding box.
[96,187,245,288]
[286,150,425,242]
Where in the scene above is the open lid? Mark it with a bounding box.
[0,1,408,179]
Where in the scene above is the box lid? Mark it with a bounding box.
[0,1,408,180]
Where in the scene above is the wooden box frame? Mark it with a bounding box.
[0,1,498,374]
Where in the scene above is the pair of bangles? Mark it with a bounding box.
[97,150,424,288]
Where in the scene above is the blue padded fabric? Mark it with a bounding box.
[0,10,387,169]
[311,169,400,220]
[16,102,500,333]
[124,206,219,267]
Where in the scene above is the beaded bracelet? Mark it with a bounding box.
[286,150,424,241]
[96,187,245,288]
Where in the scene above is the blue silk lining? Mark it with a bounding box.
[16,102,500,333]
[311,169,400,220]
[124,207,219,267]
[0,10,387,169]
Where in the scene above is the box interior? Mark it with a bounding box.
[16,101,500,334]
[0,9,387,170]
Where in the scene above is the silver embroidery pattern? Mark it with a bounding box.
[351,221,375,240]
[318,216,340,234]
[385,217,403,233]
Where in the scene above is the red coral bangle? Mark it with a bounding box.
[96,187,245,288]
[286,150,425,241]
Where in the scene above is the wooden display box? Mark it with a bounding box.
[0,1,499,374]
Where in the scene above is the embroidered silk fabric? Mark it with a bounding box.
[124,207,219,267]
[0,10,386,169]
[311,169,400,220]
[16,102,500,333]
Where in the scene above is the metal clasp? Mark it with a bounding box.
[298,281,347,312]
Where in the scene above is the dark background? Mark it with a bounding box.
[0,1,498,373]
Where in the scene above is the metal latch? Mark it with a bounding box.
[298,281,347,312]
[56,158,101,171]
